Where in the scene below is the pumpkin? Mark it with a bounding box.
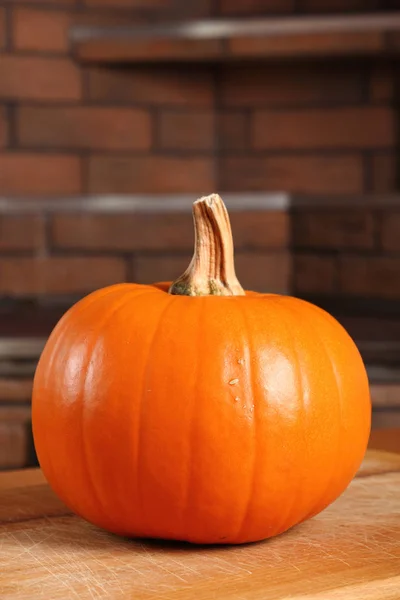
[32,194,371,545]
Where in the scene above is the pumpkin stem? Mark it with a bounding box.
[169,194,245,296]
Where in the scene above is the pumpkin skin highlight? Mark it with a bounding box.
[32,281,370,545]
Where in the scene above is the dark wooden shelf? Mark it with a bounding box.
[70,12,400,64]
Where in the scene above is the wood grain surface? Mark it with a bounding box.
[1,446,400,599]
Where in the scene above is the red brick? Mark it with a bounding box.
[83,1,211,17]
[230,211,289,249]
[18,107,151,151]
[138,0,211,18]
[84,0,170,6]
[299,0,379,11]
[0,256,126,296]
[338,315,400,344]
[0,106,7,148]
[294,255,337,294]
[0,154,81,195]
[220,155,363,194]
[134,254,192,284]
[339,256,400,298]
[219,63,365,108]
[235,252,290,293]
[12,8,71,52]
[0,406,31,421]
[372,410,400,430]
[52,213,194,251]
[371,153,398,192]
[169,0,212,18]
[75,11,147,26]
[370,384,400,409]
[158,110,214,151]
[381,213,400,251]
[134,251,291,293]
[369,63,395,103]
[52,210,288,252]
[0,379,32,402]
[0,8,6,50]
[0,216,45,251]
[0,412,30,469]
[228,31,381,60]
[217,112,249,151]
[293,211,375,250]
[219,0,294,14]
[0,56,81,101]
[12,8,146,54]
[252,107,395,150]
[87,66,214,107]
[13,0,77,4]
[88,156,215,194]
[386,32,400,52]
[79,37,221,63]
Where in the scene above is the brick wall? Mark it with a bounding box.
[292,207,400,299]
[4,199,400,304]
[0,1,399,198]
[2,60,398,196]
[2,57,398,195]
[1,3,400,310]
[0,0,399,301]
[218,60,399,195]
[2,0,400,469]
[0,202,290,302]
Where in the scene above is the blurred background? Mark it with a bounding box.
[1,0,400,469]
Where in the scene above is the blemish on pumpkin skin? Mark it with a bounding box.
[229,378,239,385]
[235,397,240,402]
[238,359,245,365]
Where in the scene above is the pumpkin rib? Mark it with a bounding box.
[42,284,127,373]
[232,297,258,542]
[272,300,308,537]
[288,301,344,524]
[135,293,177,536]
[33,284,132,499]
[80,289,147,522]
[90,287,165,534]
[103,287,166,529]
[309,299,371,519]
[268,298,309,537]
[182,297,205,542]
[312,315,344,519]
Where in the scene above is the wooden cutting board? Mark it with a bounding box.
[1,450,400,600]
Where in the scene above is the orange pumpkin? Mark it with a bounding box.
[32,194,370,544]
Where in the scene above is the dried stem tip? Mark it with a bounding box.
[169,193,245,297]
